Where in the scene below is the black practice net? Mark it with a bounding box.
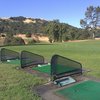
[21,50,45,68]
[1,48,19,61]
[51,55,82,80]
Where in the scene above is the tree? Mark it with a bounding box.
[45,20,68,42]
[59,23,67,42]
[80,6,100,38]
[10,16,26,21]
[45,21,60,42]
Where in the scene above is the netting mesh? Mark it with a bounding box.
[1,48,19,61]
[21,51,45,68]
[51,55,82,80]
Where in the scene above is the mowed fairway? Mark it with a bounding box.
[5,40,100,77]
[0,40,100,100]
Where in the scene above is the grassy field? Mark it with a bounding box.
[0,40,100,100]
[5,40,100,77]
[0,63,45,100]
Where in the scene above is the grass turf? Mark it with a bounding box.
[1,40,100,99]
[4,40,100,78]
[6,59,20,65]
[0,63,45,100]
[32,65,51,74]
[56,80,100,100]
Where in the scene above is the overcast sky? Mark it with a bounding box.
[0,0,100,28]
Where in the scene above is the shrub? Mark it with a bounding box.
[4,36,25,46]
[49,38,53,43]
[26,33,32,38]
[28,39,38,44]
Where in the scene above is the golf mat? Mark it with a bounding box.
[6,59,20,65]
[56,80,100,100]
[32,64,79,75]
[32,64,51,74]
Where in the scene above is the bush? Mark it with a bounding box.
[4,36,25,46]
[48,36,53,43]
[28,39,38,44]
[26,33,32,38]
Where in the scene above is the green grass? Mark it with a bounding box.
[56,80,100,100]
[0,63,45,100]
[1,40,100,99]
[4,40,100,78]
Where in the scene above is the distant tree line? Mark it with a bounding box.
[0,16,48,35]
[0,14,100,44]
[45,20,91,42]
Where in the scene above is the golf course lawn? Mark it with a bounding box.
[1,40,100,100]
[0,63,45,100]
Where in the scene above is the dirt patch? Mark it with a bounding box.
[15,34,27,39]
[95,38,100,40]
[15,34,95,44]
[15,34,49,43]
[0,37,5,46]
[34,83,65,100]
[31,34,49,43]
[22,66,50,81]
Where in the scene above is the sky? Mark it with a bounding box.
[0,0,100,28]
